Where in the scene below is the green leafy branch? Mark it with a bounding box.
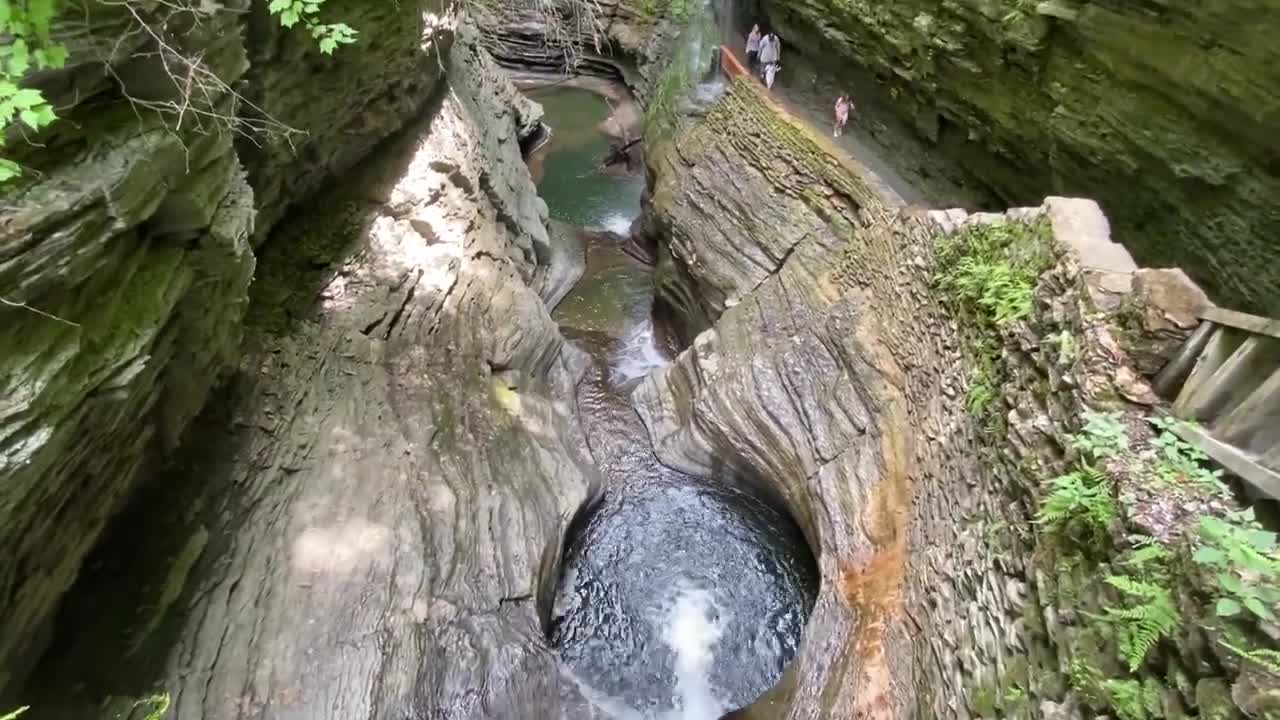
[1097,573,1180,672]
[1,0,362,185]
[1036,462,1115,549]
[268,0,358,55]
[1193,509,1280,623]
[1071,411,1129,459]
[1145,416,1225,492]
[0,0,68,182]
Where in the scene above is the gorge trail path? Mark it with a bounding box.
[718,43,993,211]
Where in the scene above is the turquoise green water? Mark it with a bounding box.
[528,86,645,231]
[530,85,652,341]
[553,235,654,339]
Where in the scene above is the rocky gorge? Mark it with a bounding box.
[1,0,1278,719]
[762,0,1280,313]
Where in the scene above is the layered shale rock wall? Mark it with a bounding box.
[472,0,681,97]
[26,22,609,720]
[636,77,1245,718]
[766,0,1280,313]
[0,0,448,697]
[242,0,452,240]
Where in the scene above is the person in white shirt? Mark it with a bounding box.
[746,24,762,73]
[758,33,781,87]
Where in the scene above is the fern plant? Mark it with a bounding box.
[1100,575,1181,672]
[1036,463,1115,548]
[1100,678,1161,720]
[933,220,1050,329]
[1219,638,1280,675]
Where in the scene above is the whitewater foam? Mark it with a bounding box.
[665,588,728,720]
[601,212,636,237]
[610,321,671,386]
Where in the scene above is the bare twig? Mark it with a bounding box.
[86,0,306,159]
[1,297,81,327]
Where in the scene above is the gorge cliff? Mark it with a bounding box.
[636,75,1270,719]
[765,0,1280,313]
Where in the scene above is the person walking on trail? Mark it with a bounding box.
[746,24,762,73]
[833,94,851,137]
[758,32,780,86]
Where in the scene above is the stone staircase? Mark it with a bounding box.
[1155,307,1280,498]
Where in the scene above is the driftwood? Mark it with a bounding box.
[600,137,642,170]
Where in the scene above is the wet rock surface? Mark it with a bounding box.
[535,80,818,719]
[0,3,259,695]
[23,24,598,720]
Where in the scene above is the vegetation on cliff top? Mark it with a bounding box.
[0,0,355,185]
[932,218,1053,423]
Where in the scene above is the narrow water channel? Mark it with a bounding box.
[526,83,818,720]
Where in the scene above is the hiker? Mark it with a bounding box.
[833,94,851,137]
[758,32,780,84]
[746,24,762,72]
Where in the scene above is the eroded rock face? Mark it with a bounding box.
[636,78,990,718]
[27,22,600,720]
[471,0,680,97]
[767,0,1280,313]
[0,0,451,699]
[0,3,258,696]
[634,77,1235,718]
[241,0,452,241]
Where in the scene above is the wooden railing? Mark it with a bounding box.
[720,45,748,78]
[1155,307,1280,498]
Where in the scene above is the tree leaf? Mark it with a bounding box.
[1216,598,1242,617]
[1247,530,1277,553]
[1244,596,1273,620]
[1218,572,1245,594]
[1193,546,1226,566]
[7,38,30,77]
[10,88,45,108]
[1200,516,1230,539]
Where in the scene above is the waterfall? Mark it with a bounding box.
[664,588,728,719]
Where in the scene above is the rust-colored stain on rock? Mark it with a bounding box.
[839,385,914,719]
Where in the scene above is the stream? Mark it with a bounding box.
[526,84,818,720]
